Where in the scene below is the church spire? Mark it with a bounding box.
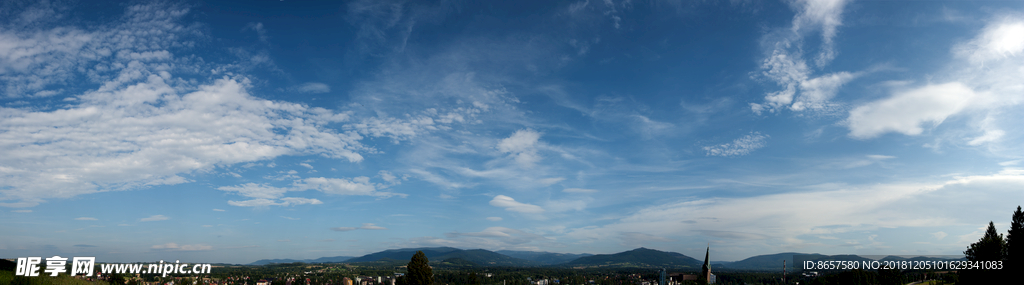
[701,244,711,284]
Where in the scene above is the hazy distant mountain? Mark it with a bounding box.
[878,255,966,262]
[717,252,822,270]
[347,247,536,267]
[347,247,463,262]
[496,250,594,265]
[563,248,701,269]
[249,256,354,265]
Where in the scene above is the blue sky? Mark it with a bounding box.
[2,0,1024,264]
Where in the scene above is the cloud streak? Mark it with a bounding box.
[703,132,769,157]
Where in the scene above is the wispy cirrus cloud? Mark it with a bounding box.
[218,176,406,207]
[490,195,545,214]
[331,223,388,232]
[151,242,212,251]
[703,132,769,157]
[140,215,169,222]
[751,0,856,115]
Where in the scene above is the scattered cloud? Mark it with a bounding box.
[490,195,545,214]
[75,217,97,221]
[140,215,169,222]
[498,129,542,168]
[212,209,225,212]
[359,223,387,230]
[219,176,405,207]
[565,167,1024,251]
[847,16,1024,141]
[151,243,212,251]
[227,197,323,207]
[790,0,849,66]
[73,244,97,247]
[847,82,976,139]
[487,217,503,221]
[956,17,1024,64]
[751,0,855,115]
[703,132,769,156]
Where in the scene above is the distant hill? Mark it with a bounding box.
[496,250,593,265]
[717,252,822,271]
[249,256,354,265]
[878,255,966,262]
[563,248,701,269]
[347,247,536,267]
[347,247,463,262]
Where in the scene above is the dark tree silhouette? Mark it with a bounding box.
[468,272,481,285]
[962,221,1006,283]
[407,251,433,285]
[1007,206,1024,271]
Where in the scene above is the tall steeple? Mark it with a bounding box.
[701,244,710,284]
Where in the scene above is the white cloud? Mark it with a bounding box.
[956,18,1024,64]
[0,3,467,208]
[294,82,331,94]
[227,197,323,207]
[486,217,503,221]
[151,242,212,251]
[498,129,542,167]
[218,183,291,200]
[703,132,770,156]
[75,217,97,221]
[565,167,1024,251]
[212,209,225,212]
[847,82,976,139]
[298,177,380,196]
[359,223,387,230]
[0,74,370,207]
[490,195,545,214]
[932,231,948,240]
[210,176,405,207]
[751,0,855,115]
[140,215,169,222]
[790,0,849,66]
[12,210,32,213]
[752,51,856,114]
[847,16,1024,142]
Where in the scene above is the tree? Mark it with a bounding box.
[406,251,433,285]
[962,221,1006,283]
[468,272,481,285]
[108,273,127,285]
[1007,206,1024,271]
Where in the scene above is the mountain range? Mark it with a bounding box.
[249,248,964,271]
[250,256,356,265]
